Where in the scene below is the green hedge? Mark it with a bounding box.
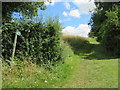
[2,17,62,64]
[101,5,120,57]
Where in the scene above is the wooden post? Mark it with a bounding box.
[12,31,18,60]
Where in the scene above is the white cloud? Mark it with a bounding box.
[69,9,80,18]
[72,0,96,14]
[63,11,68,17]
[62,9,80,18]
[64,2,70,10]
[62,24,91,37]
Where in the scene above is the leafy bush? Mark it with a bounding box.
[101,5,120,57]
[2,17,62,64]
[89,3,120,57]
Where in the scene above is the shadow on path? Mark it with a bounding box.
[63,37,118,60]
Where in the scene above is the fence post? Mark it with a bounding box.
[11,30,18,60]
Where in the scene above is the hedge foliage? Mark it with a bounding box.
[89,3,120,57]
[101,5,120,57]
[2,17,62,64]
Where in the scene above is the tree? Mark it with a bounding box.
[89,2,120,57]
[2,2,47,20]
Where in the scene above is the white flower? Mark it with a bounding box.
[44,80,47,83]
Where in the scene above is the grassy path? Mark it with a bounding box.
[62,36,118,88]
[63,58,118,88]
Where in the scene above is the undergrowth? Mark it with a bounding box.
[2,40,79,88]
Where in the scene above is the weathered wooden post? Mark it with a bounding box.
[11,30,21,60]
[12,30,18,60]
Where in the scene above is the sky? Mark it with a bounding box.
[12,0,96,37]
[42,0,96,37]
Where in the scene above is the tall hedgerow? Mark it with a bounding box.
[89,2,120,57]
[2,16,62,64]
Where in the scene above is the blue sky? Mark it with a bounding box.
[39,2,92,27]
[41,1,95,37]
[12,0,96,37]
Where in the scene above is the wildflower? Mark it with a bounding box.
[44,80,47,83]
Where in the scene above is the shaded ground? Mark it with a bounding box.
[63,36,119,60]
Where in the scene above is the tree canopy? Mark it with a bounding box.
[89,2,120,57]
[2,2,47,20]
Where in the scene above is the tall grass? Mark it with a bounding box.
[62,35,94,55]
